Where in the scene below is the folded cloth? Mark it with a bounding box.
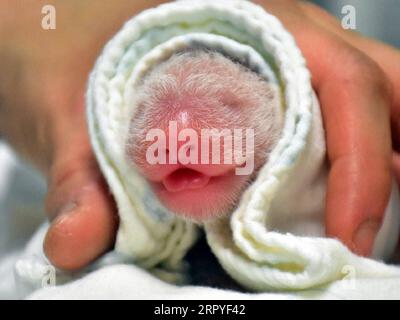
[87,0,400,291]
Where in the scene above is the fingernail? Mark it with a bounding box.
[50,201,79,238]
[52,201,78,223]
[353,219,381,256]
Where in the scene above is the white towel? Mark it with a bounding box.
[86,0,400,291]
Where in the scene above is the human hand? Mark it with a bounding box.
[0,0,165,270]
[255,0,400,256]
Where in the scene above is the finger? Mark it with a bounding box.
[317,38,392,256]
[392,153,400,183]
[256,0,393,255]
[300,1,400,226]
[351,39,400,149]
[44,148,118,270]
[256,1,393,255]
[300,1,400,144]
[296,26,392,256]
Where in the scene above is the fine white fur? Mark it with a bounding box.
[127,50,282,170]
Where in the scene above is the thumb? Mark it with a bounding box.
[44,154,118,271]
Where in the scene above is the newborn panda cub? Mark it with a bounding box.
[127,50,282,221]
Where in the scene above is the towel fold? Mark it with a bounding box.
[87,0,400,291]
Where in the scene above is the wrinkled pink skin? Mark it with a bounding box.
[127,51,282,221]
